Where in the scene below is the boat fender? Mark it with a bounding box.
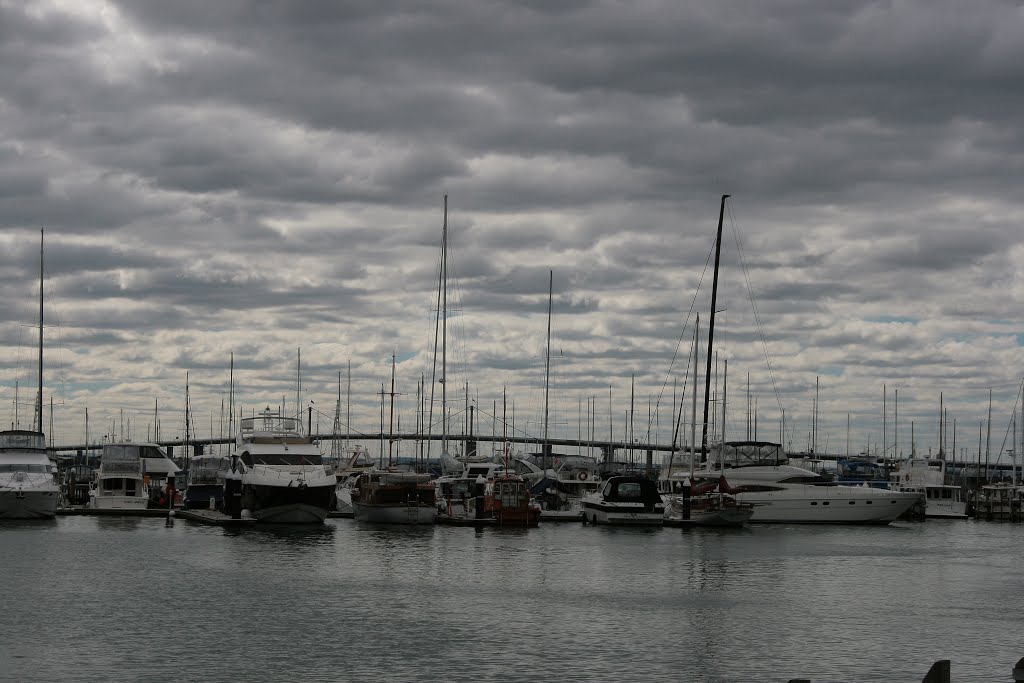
[578,471,588,481]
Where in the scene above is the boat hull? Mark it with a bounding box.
[734,488,921,524]
[242,483,333,524]
[184,484,224,510]
[0,488,59,519]
[582,502,664,526]
[90,494,150,511]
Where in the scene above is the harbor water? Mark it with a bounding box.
[1,518,1021,682]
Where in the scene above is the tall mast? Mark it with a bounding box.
[542,269,553,471]
[441,195,448,455]
[700,194,729,464]
[36,228,44,433]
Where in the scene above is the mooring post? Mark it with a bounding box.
[1012,656,1024,682]
[922,659,950,683]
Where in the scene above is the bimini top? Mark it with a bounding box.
[709,441,787,468]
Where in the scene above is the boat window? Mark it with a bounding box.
[822,501,830,506]
[615,482,641,498]
[866,500,872,504]
[732,484,784,493]
[811,501,818,505]
[848,501,855,504]
[245,453,323,466]
[0,464,51,473]
[779,476,828,484]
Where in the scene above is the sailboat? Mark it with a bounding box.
[0,230,59,519]
[660,197,752,527]
[350,354,437,524]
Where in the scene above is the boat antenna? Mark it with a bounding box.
[700,195,729,465]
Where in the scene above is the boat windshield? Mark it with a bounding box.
[0,463,51,473]
[241,453,322,467]
[711,441,787,467]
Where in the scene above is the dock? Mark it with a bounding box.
[57,506,171,517]
[176,509,258,527]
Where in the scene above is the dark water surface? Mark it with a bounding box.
[1,517,1021,682]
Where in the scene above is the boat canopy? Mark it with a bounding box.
[710,441,787,468]
[0,430,46,451]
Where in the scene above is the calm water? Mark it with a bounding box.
[0,516,1021,682]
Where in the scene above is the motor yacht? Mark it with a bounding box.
[233,408,335,523]
[0,430,58,518]
[889,457,967,519]
[90,443,149,511]
[581,475,664,525]
[693,441,922,524]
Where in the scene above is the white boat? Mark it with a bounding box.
[90,444,149,511]
[694,441,922,524]
[350,469,437,524]
[581,475,665,525]
[528,456,602,521]
[0,230,59,519]
[889,457,967,519]
[973,482,1019,521]
[435,460,507,517]
[233,408,335,523]
[0,430,59,519]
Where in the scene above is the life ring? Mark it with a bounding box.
[578,471,589,481]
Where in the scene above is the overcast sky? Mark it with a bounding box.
[2,0,1023,463]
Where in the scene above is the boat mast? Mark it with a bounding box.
[442,195,448,456]
[388,353,397,467]
[691,313,699,477]
[700,195,729,465]
[542,269,553,471]
[35,228,44,433]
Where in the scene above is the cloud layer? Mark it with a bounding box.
[2,0,1023,462]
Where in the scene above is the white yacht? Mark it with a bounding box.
[693,441,922,524]
[527,456,603,521]
[0,230,59,519]
[0,430,59,519]
[332,445,374,516]
[889,457,967,519]
[90,444,149,511]
[233,408,335,523]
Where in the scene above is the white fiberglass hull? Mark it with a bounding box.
[0,488,59,519]
[734,486,921,524]
[90,494,150,510]
[925,500,968,519]
[582,501,665,526]
[352,502,436,524]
